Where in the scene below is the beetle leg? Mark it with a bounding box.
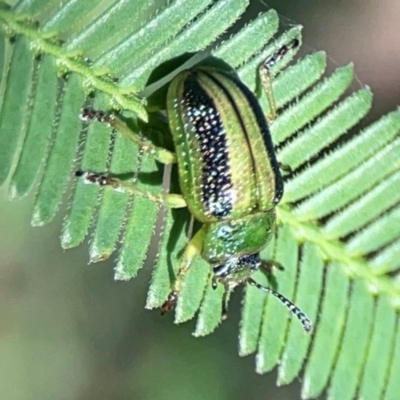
[76,170,186,208]
[161,227,206,314]
[258,63,277,122]
[212,275,218,290]
[80,108,177,165]
[261,260,285,272]
[259,260,282,290]
[221,287,232,320]
[258,38,300,122]
[278,162,292,174]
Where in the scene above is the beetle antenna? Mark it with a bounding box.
[247,278,312,333]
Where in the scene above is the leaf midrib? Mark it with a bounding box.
[0,8,148,121]
[277,206,400,304]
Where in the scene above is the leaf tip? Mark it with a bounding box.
[113,268,133,282]
[7,182,22,201]
[145,290,160,310]
[60,229,74,249]
[89,245,112,262]
[31,210,47,227]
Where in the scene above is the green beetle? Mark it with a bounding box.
[78,40,311,333]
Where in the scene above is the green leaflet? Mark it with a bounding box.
[384,324,400,400]
[278,243,324,385]
[328,280,375,400]
[0,37,33,185]
[285,111,400,203]
[9,55,58,199]
[256,225,299,374]
[93,0,215,76]
[193,280,225,337]
[61,93,112,249]
[32,73,85,226]
[0,1,399,399]
[64,0,162,58]
[14,0,59,18]
[114,151,161,280]
[302,263,351,398]
[88,132,137,262]
[239,235,276,356]
[146,207,190,309]
[39,1,113,38]
[119,0,250,89]
[358,296,396,400]
[213,9,279,67]
[0,31,6,105]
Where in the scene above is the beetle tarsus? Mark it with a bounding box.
[261,260,285,272]
[76,170,112,186]
[161,291,178,315]
[80,108,113,124]
[278,162,292,174]
[212,276,218,290]
[263,38,300,70]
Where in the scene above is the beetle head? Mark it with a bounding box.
[212,252,261,290]
[211,253,260,320]
[211,253,312,332]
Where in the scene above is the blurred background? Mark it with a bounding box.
[1,1,399,399]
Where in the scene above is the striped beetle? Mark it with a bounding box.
[79,40,311,332]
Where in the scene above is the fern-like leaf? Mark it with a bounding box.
[0,1,399,399]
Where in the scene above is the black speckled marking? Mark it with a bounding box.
[183,74,233,218]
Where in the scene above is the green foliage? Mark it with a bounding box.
[0,1,399,399]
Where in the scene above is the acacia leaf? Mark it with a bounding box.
[0,1,399,398]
